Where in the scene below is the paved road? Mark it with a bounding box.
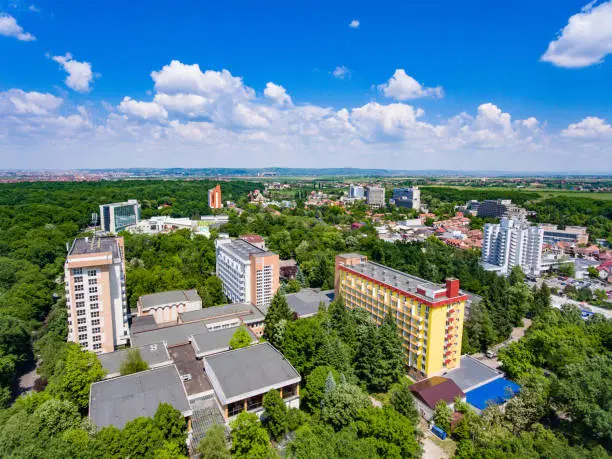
[422,433,448,459]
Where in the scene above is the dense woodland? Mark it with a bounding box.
[0,180,609,457]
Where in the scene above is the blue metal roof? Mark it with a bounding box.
[466,378,520,410]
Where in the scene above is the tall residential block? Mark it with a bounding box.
[100,200,140,233]
[209,184,222,209]
[65,236,129,354]
[335,253,467,377]
[481,217,544,276]
[349,184,365,199]
[215,238,280,308]
[365,186,385,208]
[392,187,421,210]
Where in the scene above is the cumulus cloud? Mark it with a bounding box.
[541,1,612,68]
[332,66,351,79]
[1,61,610,171]
[378,69,444,100]
[0,13,35,41]
[0,89,62,115]
[562,116,612,138]
[264,82,293,106]
[51,53,97,93]
[118,97,168,121]
[349,19,360,28]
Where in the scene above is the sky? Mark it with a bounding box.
[0,0,611,172]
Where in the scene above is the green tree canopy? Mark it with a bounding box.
[229,326,253,350]
[119,348,149,376]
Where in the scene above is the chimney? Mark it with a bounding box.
[446,278,460,298]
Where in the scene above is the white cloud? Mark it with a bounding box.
[0,13,35,41]
[378,69,444,100]
[562,116,612,137]
[332,66,351,79]
[28,5,40,13]
[1,61,610,172]
[0,89,62,115]
[349,19,360,29]
[118,97,168,121]
[541,1,612,68]
[51,53,97,93]
[264,82,293,106]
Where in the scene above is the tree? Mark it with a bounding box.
[325,371,337,396]
[153,403,187,451]
[119,348,149,375]
[204,276,226,306]
[198,424,230,459]
[120,417,164,458]
[321,383,370,430]
[48,343,106,410]
[262,390,288,440]
[33,398,81,436]
[587,266,600,279]
[508,266,525,286]
[229,326,252,349]
[302,366,340,413]
[264,291,294,348]
[154,441,188,459]
[230,412,277,459]
[285,279,301,294]
[433,401,452,433]
[390,383,419,424]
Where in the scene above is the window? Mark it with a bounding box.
[91,311,99,318]
[87,269,97,277]
[88,278,97,286]
[75,293,85,300]
[76,301,85,308]
[90,303,99,310]
[78,326,87,333]
[73,276,83,284]
[93,343,102,350]
[247,394,263,410]
[92,327,100,334]
[74,284,84,292]
[93,336,101,342]
[77,318,86,325]
[88,287,98,294]
[282,385,297,398]
[72,268,82,275]
[89,295,98,302]
[80,342,88,348]
[77,310,86,317]
[228,401,244,417]
[91,319,100,326]
[78,333,88,341]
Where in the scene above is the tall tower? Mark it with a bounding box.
[208,184,222,209]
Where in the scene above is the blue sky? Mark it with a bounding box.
[1,0,611,171]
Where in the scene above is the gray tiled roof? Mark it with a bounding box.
[89,365,191,429]
[139,289,201,310]
[442,355,503,392]
[179,303,264,324]
[97,343,171,377]
[204,343,300,405]
[284,289,334,318]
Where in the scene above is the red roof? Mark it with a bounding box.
[240,234,264,243]
[410,376,465,410]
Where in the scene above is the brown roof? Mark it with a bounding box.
[409,376,465,409]
[240,234,265,243]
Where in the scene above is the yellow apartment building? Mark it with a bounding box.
[335,253,467,378]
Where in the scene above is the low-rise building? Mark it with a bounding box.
[409,376,465,421]
[204,342,301,421]
[279,259,299,280]
[137,289,202,324]
[100,200,141,233]
[539,224,589,245]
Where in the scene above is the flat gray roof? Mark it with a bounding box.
[218,239,274,261]
[167,344,212,397]
[283,289,334,318]
[346,259,443,294]
[131,321,206,348]
[204,343,300,405]
[89,365,191,429]
[97,343,171,376]
[179,303,263,324]
[69,236,119,257]
[442,355,503,392]
[191,326,257,357]
[139,289,201,310]
[130,314,159,334]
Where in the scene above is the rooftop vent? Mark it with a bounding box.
[180,374,192,382]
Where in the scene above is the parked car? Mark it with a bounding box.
[485,349,496,359]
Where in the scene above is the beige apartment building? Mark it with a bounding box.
[65,236,129,354]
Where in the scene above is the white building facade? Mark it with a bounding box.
[100,200,141,233]
[481,217,544,276]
